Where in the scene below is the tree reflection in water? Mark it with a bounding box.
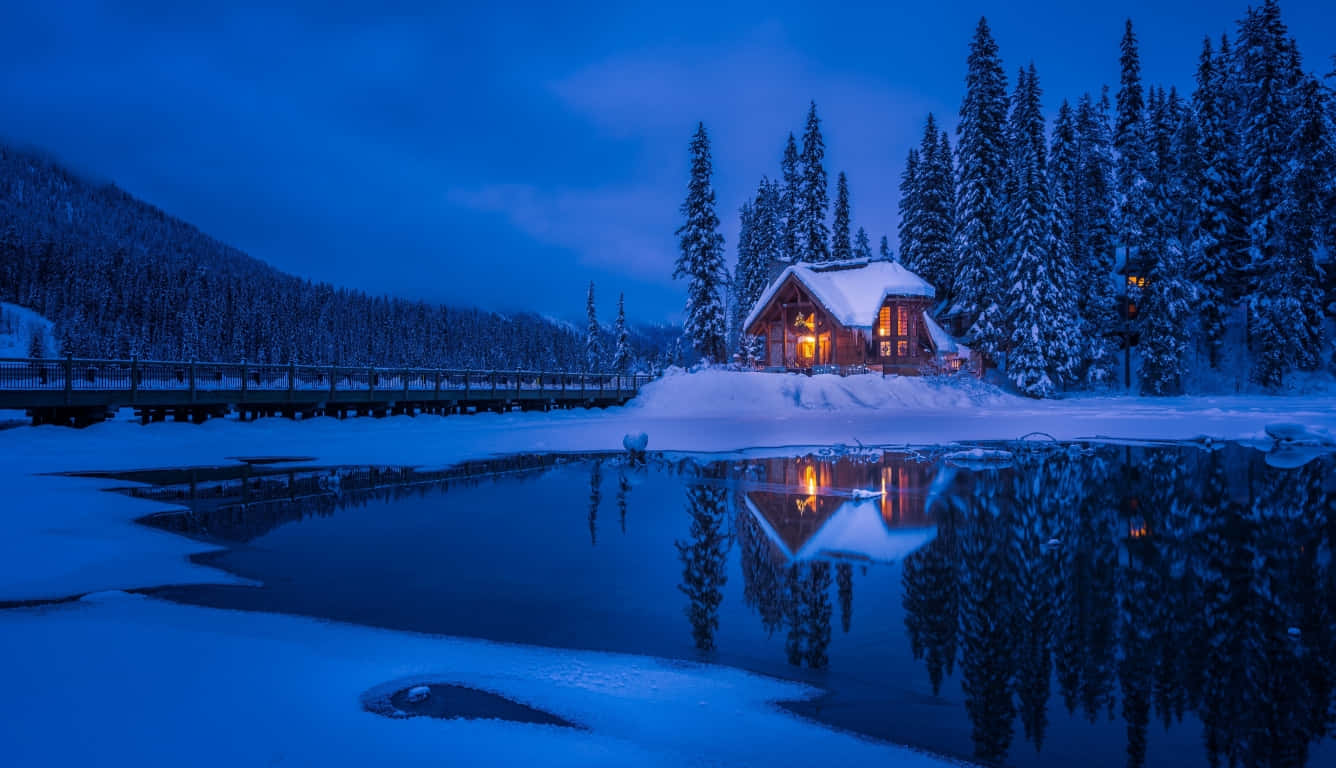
[901,443,1336,767]
[676,465,730,651]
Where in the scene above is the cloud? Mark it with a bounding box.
[447,184,679,282]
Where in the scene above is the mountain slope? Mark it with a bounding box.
[0,144,669,369]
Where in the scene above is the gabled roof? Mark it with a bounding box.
[743,259,937,332]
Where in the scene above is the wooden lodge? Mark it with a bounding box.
[742,259,972,375]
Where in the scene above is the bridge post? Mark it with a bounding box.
[368,366,375,403]
[464,370,470,398]
[434,370,441,402]
[189,359,197,403]
[130,357,139,405]
[240,359,248,406]
[288,361,296,402]
[329,364,336,406]
[63,355,72,405]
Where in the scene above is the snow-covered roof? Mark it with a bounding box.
[743,259,937,331]
[921,312,971,359]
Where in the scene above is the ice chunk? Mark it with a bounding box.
[849,488,884,500]
[406,685,431,703]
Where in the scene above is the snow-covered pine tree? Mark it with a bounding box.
[831,171,852,261]
[585,280,604,372]
[879,235,894,262]
[611,292,631,373]
[755,178,784,272]
[732,200,756,350]
[954,17,1010,363]
[674,123,729,364]
[734,182,775,362]
[1115,19,1155,285]
[1237,0,1305,384]
[854,227,873,260]
[1075,89,1120,385]
[1047,98,1085,385]
[781,134,801,263]
[1188,37,1242,368]
[897,147,921,271]
[798,102,831,263]
[1139,242,1195,394]
[916,114,956,295]
[1001,64,1076,397]
[1277,76,1332,370]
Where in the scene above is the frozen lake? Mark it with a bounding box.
[120,442,1336,768]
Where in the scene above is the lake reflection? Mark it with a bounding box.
[137,443,1336,768]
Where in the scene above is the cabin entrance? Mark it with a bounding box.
[793,332,830,368]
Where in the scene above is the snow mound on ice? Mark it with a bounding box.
[0,302,56,358]
[629,368,1012,418]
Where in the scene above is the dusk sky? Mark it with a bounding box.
[2,1,1333,323]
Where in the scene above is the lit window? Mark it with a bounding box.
[1127,275,1146,290]
[897,341,909,356]
[897,306,908,336]
[879,341,892,357]
[878,306,891,337]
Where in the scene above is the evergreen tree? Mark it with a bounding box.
[831,171,852,261]
[853,226,873,260]
[753,178,784,273]
[611,292,631,373]
[1283,76,1333,368]
[732,200,756,350]
[1237,1,1305,383]
[1075,89,1120,385]
[674,123,729,363]
[879,234,894,262]
[954,18,1010,361]
[585,281,603,371]
[915,114,956,294]
[1139,246,1195,394]
[1001,64,1076,396]
[1047,98,1085,381]
[1187,37,1243,368]
[734,185,775,363]
[780,134,801,263]
[1115,19,1156,312]
[798,102,831,263]
[897,148,921,271]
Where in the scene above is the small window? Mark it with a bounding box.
[879,341,892,357]
[897,306,908,336]
[897,341,909,356]
[1127,275,1146,290]
[878,306,891,337]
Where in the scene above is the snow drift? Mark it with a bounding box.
[629,367,1012,418]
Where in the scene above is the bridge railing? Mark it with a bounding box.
[0,357,652,399]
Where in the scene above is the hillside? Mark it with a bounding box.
[0,144,671,369]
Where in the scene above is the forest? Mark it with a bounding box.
[701,0,1336,395]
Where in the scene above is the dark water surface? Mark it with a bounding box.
[133,443,1336,768]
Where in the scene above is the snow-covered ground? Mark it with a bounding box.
[0,301,56,358]
[1,368,1332,765]
[0,592,957,767]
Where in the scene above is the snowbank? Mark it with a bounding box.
[630,368,1009,417]
[0,593,957,767]
[0,302,56,358]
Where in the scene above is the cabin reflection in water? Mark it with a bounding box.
[742,454,939,565]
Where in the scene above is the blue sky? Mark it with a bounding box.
[2,1,1332,322]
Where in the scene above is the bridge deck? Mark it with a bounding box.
[0,358,651,426]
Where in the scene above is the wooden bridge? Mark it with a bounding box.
[0,357,651,426]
